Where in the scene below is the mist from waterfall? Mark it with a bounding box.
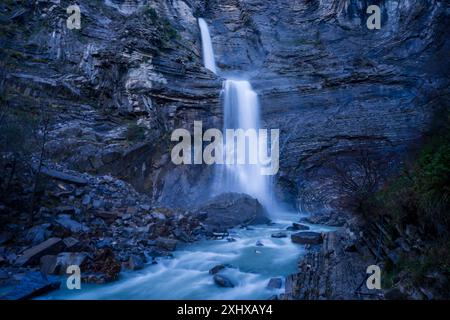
[198,18,277,213]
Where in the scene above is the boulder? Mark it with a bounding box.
[267,277,282,289]
[56,215,90,233]
[255,240,264,247]
[271,232,287,238]
[287,223,310,231]
[291,232,323,245]
[209,264,226,275]
[197,193,270,232]
[213,274,235,288]
[15,237,64,267]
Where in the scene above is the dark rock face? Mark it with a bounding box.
[196,193,270,232]
[285,231,365,299]
[2,0,448,211]
[1,0,222,208]
[0,0,448,300]
[291,232,323,245]
[202,0,449,210]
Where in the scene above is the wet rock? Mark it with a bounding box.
[287,223,310,231]
[267,277,282,289]
[271,232,287,238]
[197,193,270,232]
[155,237,177,251]
[213,274,235,288]
[15,238,64,267]
[0,271,60,300]
[209,264,226,275]
[291,232,323,245]
[256,240,264,247]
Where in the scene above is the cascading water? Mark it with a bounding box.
[221,80,275,211]
[198,18,217,74]
[198,18,276,212]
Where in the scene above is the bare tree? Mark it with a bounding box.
[329,149,383,218]
[29,106,51,225]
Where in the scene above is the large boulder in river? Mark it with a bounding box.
[291,232,323,245]
[196,193,270,232]
[213,274,235,288]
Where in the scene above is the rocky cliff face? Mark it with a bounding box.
[1,0,449,301]
[203,0,449,210]
[2,0,448,210]
[1,0,223,207]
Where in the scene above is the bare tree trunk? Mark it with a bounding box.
[29,116,49,226]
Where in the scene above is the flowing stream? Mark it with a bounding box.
[41,18,320,300]
[43,213,332,300]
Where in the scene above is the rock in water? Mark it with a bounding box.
[255,240,264,246]
[271,232,287,238]
[213,274,235,288]
[288,223,310,231]
[209,264,226,275]
[291,232,323,245]
[196,193,270,232]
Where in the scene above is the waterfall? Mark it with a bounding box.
[221,80,275,211]
[198,18,217,74]
[198,18,276,212]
